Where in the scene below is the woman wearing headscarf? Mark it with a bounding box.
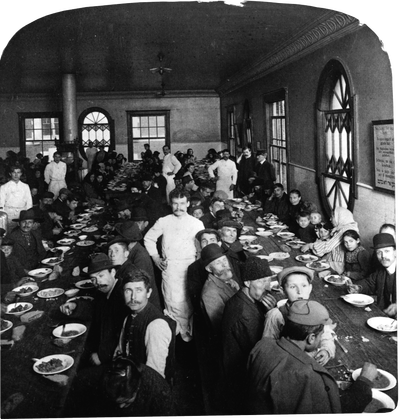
[82,172,105,205]
[310,206,359,274]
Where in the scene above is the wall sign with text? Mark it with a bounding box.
[372,119,394,193]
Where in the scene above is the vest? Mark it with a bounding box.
[122,302,176,382]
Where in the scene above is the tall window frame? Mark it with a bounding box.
[227,106,236,156]
[18,112,62,161]
[316,60,356,215]
[264,89,288,191]
[127,110,170,161]
[78,107,115,153]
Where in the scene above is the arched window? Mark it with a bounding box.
[316,60,356,215]
[78,108,115,152]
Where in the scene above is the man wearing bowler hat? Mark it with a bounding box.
[248,299,377,414]
[345,232,396,317]
[60,253,129,366]
[8,208,46,272]
[200,243,240,333]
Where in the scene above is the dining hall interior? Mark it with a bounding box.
[0,0,397,417]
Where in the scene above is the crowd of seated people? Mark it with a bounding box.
[0,145,396,416]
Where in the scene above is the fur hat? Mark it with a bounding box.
[242,256,272,281]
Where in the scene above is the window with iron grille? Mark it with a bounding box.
[81,110,111,151]
[316,60,356,214]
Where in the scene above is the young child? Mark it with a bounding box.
[189,205,204,220]
[310,211,323,226]
[1,237,26,288]
[296,212,317,243]
[263,266,336,366]
[300,220,333,252]
[342,230,371,281]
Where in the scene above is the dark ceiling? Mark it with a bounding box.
[0,1,334,94]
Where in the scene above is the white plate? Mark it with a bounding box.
[256,231,274,237]
[367,317,397,333]
[239,235,258,243]
[277,231,295,239]
[37,288,64,299]
[229,198,242,203]
[286,240,306,248]
[64,288,79,298]
[28,268,53,278]
[270,265,284,274]
[70,223,85,229]
[76,240,95,247]
[1,319,13,334]
[269,252,290,260]
[6,302,33,316]
[67,295,94,303]
[341,293,374,308]
[277,298,288,308]
[352,368,396,391]
[33,354,74,375]
[54,246,71,253]
[53,323,87,339]
[41,256,63,266]
[363,390,395,412]
[243,244,263,254]
[323,275,346,286]
[57,238,76,245]
[306,261,330,271]
[12,284,39,297]
[64,230,80,236]
[256,254,274,262]
[295,254,319,263]
[82,226,98,233]
[75,280,95,290]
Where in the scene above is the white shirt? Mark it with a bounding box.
[208,159,238,184]
[44,161,67,183]
[144,213,204,261]
[162,153,182,176]
[0,180,32,210]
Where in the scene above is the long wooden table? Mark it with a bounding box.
[243,210,398,406]
[1,210,110,418]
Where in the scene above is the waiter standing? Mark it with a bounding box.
[44,152,67,199]
[162,145,181,204]
[0,164,32,231]
[208,149,237,199]
[144,189,204,342]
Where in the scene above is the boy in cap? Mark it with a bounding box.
[1,236,26,288]
[248,299,377,414]
[263,266,335,366]
[345,232,396,317]
[220,256,276,414]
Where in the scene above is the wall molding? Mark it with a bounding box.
[218,11,360,95]
[289,162,316,173]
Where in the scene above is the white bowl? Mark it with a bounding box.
[28,268,53,279]
[12,284,39,297]
[342,293,374,308]
[1,319,13,334]
[244,244,263,254]
[64,288,79,298]
[6,302,33,316]
[53,323,87,339]
[41,256,63,266]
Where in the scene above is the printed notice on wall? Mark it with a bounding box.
[373,120,394,193]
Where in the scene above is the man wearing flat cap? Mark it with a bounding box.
[220,256,276,414]
[200,243,241,333]
[108,234,161,310]
[345,232,396,317]
[248,299,377,414]
[8,208,47,272]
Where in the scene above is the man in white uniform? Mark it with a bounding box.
[162,145,181,204]
[0,165,32,231]
[85,141,98,172]
[208,149,237,199]
[44,152,67,199]
[144,189,204,342]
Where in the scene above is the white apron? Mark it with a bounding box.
[162,257,195,341]
[48,179,67,199]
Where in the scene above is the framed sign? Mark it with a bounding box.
[372,119,394,193]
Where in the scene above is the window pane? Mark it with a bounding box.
[132,117,140,128]
[141,117,149,127]
[141,127,149,137]
[149,116,157,127]
[33,118,42,129]
[157,116,165,126]
[149,127,157,137]
[158,127,165,137]
[132,128,141,138]
[25,118,33,129]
